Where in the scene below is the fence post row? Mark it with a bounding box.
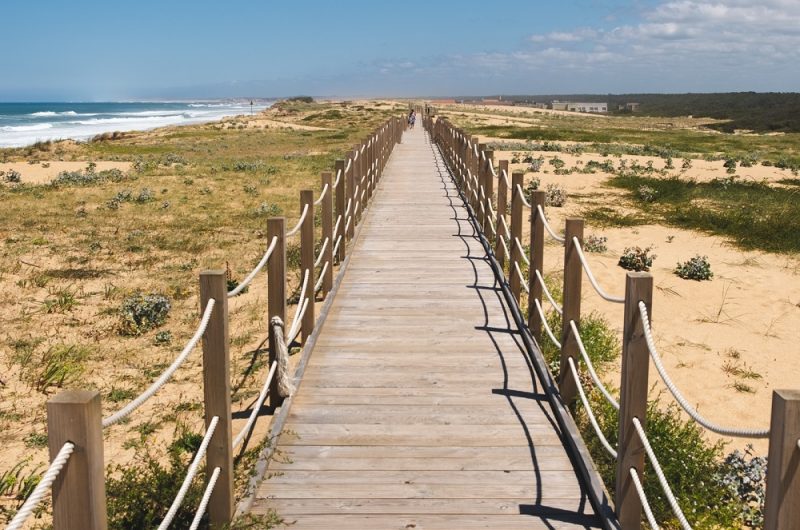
[267,218,287,409]
[558,218,584,405]
[334,159,346,262]
[300,190,315,341]
[321,172,334,294]
[482,149,494,237]
[509,171,524,302]
[199,270,235,526]
[528,190,546,340]
[495,160,508,267]
[615,272,653,530]
[347,148,356,241]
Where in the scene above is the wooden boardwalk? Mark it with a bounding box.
[250,126,602,529]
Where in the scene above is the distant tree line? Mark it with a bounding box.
[495,93,800,133]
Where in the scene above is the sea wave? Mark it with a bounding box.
[1,123,54,132]
[30,111,78,117]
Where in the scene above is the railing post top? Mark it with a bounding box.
[532,189,546,204]
[267,216,286,231]
[499,159,509,170]
[200,269,226,278]
[322,171,331,178]
[301,189,313,199]
[48,389,101,405]
[565,218,585,232]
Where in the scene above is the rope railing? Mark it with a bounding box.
[313,182,329,205]
[630,468,660,530]
[569,320,619,410]
[5,442,75,530]
[157,416,219,530]
[534,298,561,348]
[232,360,278,450]
[537,204,566,243]
[332,234,343,258]
[514,237,529,266]
[227,236,278,298]
[189,466,220,530]
[573,237,625,303]
[286,203,309,237]
[568,357,618,459]
[102,298,216,428]
[639,302,770,438]
[516,184,532,209]
[514,261,529,294]
[333,167,343,187]
[315,262,329,293]
[315,237,329,268]
[534,269,563,315]
[633,417,692,530]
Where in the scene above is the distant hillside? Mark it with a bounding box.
[492,93,800,133]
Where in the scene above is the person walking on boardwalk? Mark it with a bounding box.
[408,109,416,129]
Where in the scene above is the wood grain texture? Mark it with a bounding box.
[249,126,600,528]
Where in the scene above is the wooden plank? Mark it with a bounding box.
[247,513,599,529]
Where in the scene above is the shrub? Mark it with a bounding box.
[583,235,608,253]
[682,158,693,170]
[154,331,172,346]
[717,445,766,527]
[723,158,737,174]
[4,169,21,183]
[544,183,567,207]
[529,156,544,172]
[618,246,656,271]
[119,293,171,336]
[675,255,713,281]
[253,202,282,217]
[549,156,565,169]
[53,169,103,186]
[287,96,314,103]
[135,188,154,203]
[523,178,540,203]
[11,343,90,394]
[637,185,658,203]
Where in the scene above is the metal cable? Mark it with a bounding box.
[573,237,625,303]
[5,442,74,530]
[633,417,692,530]
[103,299,215,427]
[534,298,561,348]
[630,467,660,530]
[569,320,619,410]
[639,302,770,438]
[568,357,618,459]
[188,467,220,530]
[157,416,219,530]
[286,203,309,237]
[227,236,278,297]
[232,361,277,449]
[537,204,566,243]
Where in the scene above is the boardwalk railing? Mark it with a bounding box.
[426,114,800,530]
[7,115,405,530]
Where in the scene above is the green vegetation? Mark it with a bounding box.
[119,293,171,336]
[11,341,91,393]
[618,246,656,272]
[675,255,714,281]
[606,174,800,253]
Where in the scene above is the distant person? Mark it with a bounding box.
[409,110,416,129]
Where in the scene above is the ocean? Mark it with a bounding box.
[0,101,273,148]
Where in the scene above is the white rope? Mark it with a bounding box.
[288,269,310,333]
[286,297,309,346]
[630,467,660,530]
[632,417,692,530]
[515,237,530,266]
[569,320,619,410]
[315,237,329,267]
[103,299,215,427]
[232,361,277,449]
[332,235,343,257]
[157,416,219,530]
[333,214,342,239]
[499,235,511,260]
[345,198,352,216]
[516,184,532,208]
[639,302,770,438]
[315,262,329,293]
[227,236,278,297]
[344,215,352,235]
[333,168,342,187]
[487,218,497,237]
[345,158,352,173]
[5,442,74,530]
[500,168,510,188]
[499,215,511,239]
[537,205,566,243]
[568,357,618,459]
[573,237,625,303]
[514,261,530,294]
[534,298,561,348]
[313,183,329,205]
[189,467,220,530]
[286,203,309,237]
[535,269,563,315]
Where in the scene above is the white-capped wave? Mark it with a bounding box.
[1,123,54,132]
[30,110,79,117]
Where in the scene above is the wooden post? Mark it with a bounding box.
[765,390,800,529]
[321,172,334,294]
[558,218,584,405]
[300,190,315,342]
[528,190,546,339]
[199,270,234,527]
[334,160,346,262]
[47,391,107,530]
[495,160,509,267]
[267,218,286,408]
[483,150,494,237]
[347,149,356,241]
[477,143,487,231]
[615,272,653,530]
[509,171,524,301]
[470,136,480,213]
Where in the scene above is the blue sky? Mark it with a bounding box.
[1,0,797,100]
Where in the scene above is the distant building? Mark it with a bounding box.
[481,97,514,106]
[550,100,569,111]
[618,102,641,112]
[567,102,608,113]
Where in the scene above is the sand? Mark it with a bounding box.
[486,145,800,455]
[0,161,133,185]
